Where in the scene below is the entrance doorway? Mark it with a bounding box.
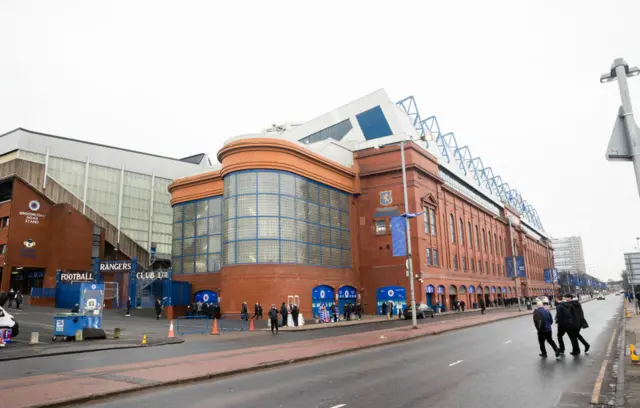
[426,285,435,308]
[9,267,45,294]
[449,285,458,310]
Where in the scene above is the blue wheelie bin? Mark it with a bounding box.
[52,313,88,341]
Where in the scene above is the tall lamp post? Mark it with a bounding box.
[400,140,418,329]
[544,239,557,309]
[601,58,640,196]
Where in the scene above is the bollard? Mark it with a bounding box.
[29,332,39,345]
[75,330,83,342]
[114,328,121,339]
[142,333,148,346]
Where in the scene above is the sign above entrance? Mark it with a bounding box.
[136,271,169,280]
[19,200,46,225]
[99,260,133,272]
[60,271,95,282]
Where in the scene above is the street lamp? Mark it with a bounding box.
[601,58,640,197]
[376,133,431,329]
[494,214,522,312]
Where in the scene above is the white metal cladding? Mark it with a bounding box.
[0,128,213,258]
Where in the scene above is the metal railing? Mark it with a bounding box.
[176,315,210,336]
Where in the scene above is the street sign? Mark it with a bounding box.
[625,252,640,285]
[606,106,634,161]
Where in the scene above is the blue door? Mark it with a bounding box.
[376,286,406,315]
[338,286,358,314]
[312,285,335,317]
[426,285,435,308]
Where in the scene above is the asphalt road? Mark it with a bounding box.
[0,306,515,379]
[88,297,622,408]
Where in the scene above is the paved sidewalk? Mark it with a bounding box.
[0,309,531,408]
[624,299,640,407]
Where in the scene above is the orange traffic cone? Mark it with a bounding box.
[211,318,219,335]
[167,320,175,338]
[249,318,254,332]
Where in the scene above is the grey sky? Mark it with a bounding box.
[0,0,638,281]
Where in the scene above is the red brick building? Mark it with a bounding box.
[0,175,105,299]
[168,90,555,317]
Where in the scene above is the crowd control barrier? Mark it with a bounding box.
[176,316,210,336]
[219,314,249,332]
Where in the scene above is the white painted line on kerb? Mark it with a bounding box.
[449,360,463,367]
[330,405,347,408]
[591,327,617,404]
[504,340,512,344]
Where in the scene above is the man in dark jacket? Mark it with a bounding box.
[280,302,288,327]
[291,304,299,326]
[533,301,560,358]
[268,304,279,334]
[570,298,590,354]
[479,298,486,314]
[241,302,248,322]
[556,294,578,355]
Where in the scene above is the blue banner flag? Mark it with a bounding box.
[391,216,407,257]
[505,256,526,278]
[544,269,551,283]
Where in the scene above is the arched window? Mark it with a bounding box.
[449,214,456,243]
[459,218,464,246]
[468,222,473,248]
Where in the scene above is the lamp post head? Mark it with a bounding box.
[601,57,640,83]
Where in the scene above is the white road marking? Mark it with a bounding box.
[591,327,617,404]
[329,405,347,408]
[449,360,463,367]
[504,340,512,344]
[75,357,97,361]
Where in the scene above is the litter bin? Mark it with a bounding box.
[53,313,88,341]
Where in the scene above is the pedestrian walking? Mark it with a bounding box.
[280,302,288,327]
[268,304,279,334]
[569,296,590,354]
[533,300,561,359]
[241,302,248,322]
[461,300,466,312]
[388,301,394,320]
[356,302,363,320]
[126,296,132,316]
[14,291,22,309]
[154,298,162,320]
[555,294,578,355]
[479,298,485,314]
[257,303,263,320]
[7,288,14,308]
[381,301,387,316]
[253,303,260,320]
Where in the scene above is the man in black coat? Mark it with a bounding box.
[291,304,299,326]
[555,294,579,355]
[268,304,279,334]
[280,302,288,327]
[570,297,590,354]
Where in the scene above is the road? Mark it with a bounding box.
[0,306,511,379]
[87,297,621,408]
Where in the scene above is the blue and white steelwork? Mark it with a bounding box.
[396,95,545,232]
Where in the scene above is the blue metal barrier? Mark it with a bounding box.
[31,288,56,298]
[176,316,210,336]
[219,314,248,332]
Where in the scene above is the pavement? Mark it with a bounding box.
[623,297,640,407]
[0,298,612,408]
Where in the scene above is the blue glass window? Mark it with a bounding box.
[223,170,351,268]
[172,196,223,274]
[299,119,353,145]
[356,105,392,140]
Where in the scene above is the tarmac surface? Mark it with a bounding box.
[86,297,621,408]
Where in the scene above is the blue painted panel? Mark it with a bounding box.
[376,285,406,315]
[312,285,335,317]
[468,285,476,294]
[55,282,82,310]
[425,284,435,294]
[356,106,393,140]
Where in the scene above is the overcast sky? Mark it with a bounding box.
[0,0,638,281]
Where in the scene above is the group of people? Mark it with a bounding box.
[266,302,303,334]
[317,302,363,323]
[380,301,403,319]
[0,289,23,309]
[533,294,590,359]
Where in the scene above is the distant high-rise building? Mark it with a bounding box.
[552,236,586,274]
